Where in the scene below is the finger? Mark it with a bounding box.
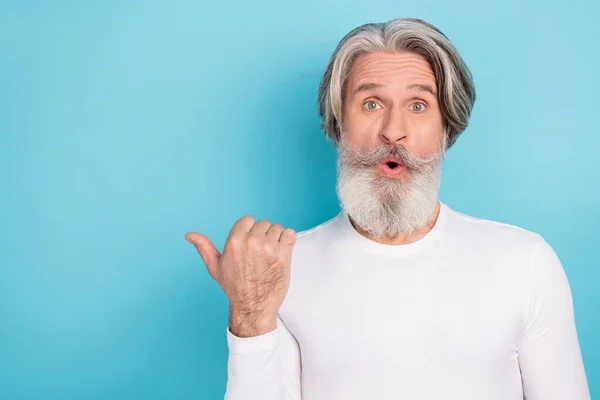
[279,228,297,248]
[185,232,222,282]
[230,215,255,236]
[266,223,285,242]
[249,219,271,236]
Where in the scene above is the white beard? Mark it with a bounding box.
[335,134,447,239]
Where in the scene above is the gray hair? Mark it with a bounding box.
[317,18,476,148]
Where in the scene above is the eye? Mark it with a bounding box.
[363,100,381,111]
[410,102,426,112]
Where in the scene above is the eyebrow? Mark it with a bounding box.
[351,82,437,98]
[351,83,384,98]
[406,83,437,96]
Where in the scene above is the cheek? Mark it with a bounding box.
[422,122,445,153]
[343,109,384,144]
[404,115,444,153]
[418,119,443,140]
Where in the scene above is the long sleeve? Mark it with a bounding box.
[224,315,302,400]
[517,238,590,400]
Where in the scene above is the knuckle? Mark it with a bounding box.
[270,223,284,231]
[227,233,244,247]
[240,215,255,224]
[275,252,289,265]
[246,235,263,251]
[262,241,277,255]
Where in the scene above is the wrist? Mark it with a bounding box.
[229,307,277,338]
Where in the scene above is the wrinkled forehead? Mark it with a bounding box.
[345,51,438,96]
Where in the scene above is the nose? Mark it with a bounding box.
[379,107,407,144]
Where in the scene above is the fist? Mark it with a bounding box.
[185,216,297,337]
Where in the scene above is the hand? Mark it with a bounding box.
[185,216,297,337]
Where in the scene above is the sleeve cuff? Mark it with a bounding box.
[226,325,280,354]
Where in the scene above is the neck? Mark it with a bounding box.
[348,201,441,245]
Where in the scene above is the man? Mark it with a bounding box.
[185,18,590,400]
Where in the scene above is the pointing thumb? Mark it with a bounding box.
[185,232,221,282]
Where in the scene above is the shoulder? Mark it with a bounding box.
[285,211,350,271]
[443,204,547,252]
[296,213,341,246]
[443,204,569,303]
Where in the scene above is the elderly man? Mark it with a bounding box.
[185,18,590,400]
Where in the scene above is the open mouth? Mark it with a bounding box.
[378,155,405,178]
[378,157,406,178]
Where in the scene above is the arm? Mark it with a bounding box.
[225,315,302,400]
[184,217,299,398]
[517,238,590,400]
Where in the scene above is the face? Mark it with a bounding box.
[336,51,447,238]
[342,51,444,162]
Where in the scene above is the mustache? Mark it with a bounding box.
[338,140,444,171]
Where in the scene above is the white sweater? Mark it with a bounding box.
[224,202,590,400]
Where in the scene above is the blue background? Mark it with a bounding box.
[1,0,598,398]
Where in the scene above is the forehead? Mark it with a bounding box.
[347,51,437,91]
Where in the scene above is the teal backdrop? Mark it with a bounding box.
[1,0,598,398]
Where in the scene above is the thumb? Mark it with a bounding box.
[185,232,222,282]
